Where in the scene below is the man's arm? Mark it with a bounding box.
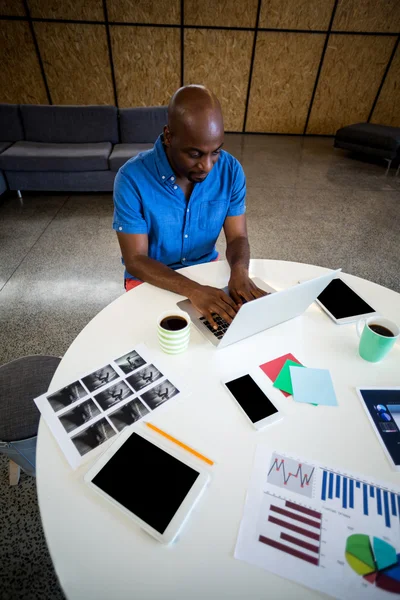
[224,214,267,305]
[117,232,238,327]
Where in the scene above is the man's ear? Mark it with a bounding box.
[163,125,171,147]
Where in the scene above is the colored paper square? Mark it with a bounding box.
[260,353,302,397]
[273,360,305,395]
[290,367,338,407]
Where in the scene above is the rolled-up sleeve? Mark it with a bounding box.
[227,159,246,217]
[113,170,148,234]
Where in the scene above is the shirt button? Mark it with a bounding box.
[170,176,175,181]
[184,234,188,238]
[187,208,189,213]
[182,258,186,262]
[162,175,165,179]
[173,185,178,190]
[118,227,122,231]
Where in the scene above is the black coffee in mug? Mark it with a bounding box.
[369,324,394,337]
[160,316,188,331]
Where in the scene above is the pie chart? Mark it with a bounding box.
[345,534,400,593]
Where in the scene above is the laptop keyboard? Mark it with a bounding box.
[200,315,231,340]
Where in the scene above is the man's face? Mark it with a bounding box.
[164,125,224,184]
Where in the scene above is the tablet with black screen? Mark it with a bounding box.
[84,427,210,544]
[316,278,377,324]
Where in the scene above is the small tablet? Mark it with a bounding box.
[316,278,377,324]
[84,427,210,544]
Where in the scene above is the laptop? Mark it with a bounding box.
[177,269,341,349]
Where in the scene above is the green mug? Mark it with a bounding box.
[356,316,399,363]
[157,310,191,355]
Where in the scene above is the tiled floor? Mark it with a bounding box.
[0,135,399,599]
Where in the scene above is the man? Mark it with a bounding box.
[113,85,265,330]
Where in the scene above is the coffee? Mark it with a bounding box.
[369,324,394,337]
[160,316,188,331]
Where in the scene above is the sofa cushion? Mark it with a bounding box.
[6,170,115,192]
[0,142,12,154]
[20,104,118,144]
[0,104,24,142]
[119,106,167,143]
[335,123,400,154]
[0,141,112,171]
[109,143,153,171]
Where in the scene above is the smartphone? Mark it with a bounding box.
[223,374,282,430]
[316,278,377,324]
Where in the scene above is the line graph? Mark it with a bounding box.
[267,453,315,498]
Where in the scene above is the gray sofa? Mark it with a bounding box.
[0,104,168,194]
[109,106,168,172]
[0,104,24,197]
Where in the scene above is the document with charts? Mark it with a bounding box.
[34,343,185,469]
[235,447,400,599]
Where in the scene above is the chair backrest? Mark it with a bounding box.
[0,104,24,142]
[0,355,61,442]
[119,106,168,143]
[20,105,119,144]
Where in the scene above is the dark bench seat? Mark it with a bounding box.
[334,122,400,174]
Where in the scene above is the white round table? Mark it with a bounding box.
[37,260,400,600]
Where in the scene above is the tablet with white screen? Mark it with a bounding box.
[84,426,210,544]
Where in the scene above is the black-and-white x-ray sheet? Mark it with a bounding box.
[34,344,185,469]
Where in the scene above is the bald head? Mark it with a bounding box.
[168,85,223,138]
[164,86,224,184]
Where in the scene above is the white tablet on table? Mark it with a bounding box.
[316,277,377,324]
[84,426,210,544]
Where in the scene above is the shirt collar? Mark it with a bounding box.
[154,134,175,184]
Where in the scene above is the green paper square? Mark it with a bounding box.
[273,359,305,395]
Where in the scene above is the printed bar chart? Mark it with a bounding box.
[259,495,322,566]
[321,469,400,529]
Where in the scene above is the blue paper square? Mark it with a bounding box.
[289,367,338,406]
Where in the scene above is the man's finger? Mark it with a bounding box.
[214,307,234,324]
[236,288,254,302]
[229,289,243,307]
[218,299,237,320]
[251,286,268,299]
[220,290,239,310]
[204,310,218,329]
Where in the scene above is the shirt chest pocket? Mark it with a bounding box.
[198,200,228,231]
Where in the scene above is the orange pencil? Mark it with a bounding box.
[145,422,214,466]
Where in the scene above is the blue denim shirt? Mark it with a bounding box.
[113,134,246,279]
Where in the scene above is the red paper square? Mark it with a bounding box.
[259,353,302,397]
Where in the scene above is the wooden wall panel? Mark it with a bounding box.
[0,0,25,15]
[333,0,400,33]
[371,46,400,127]
[0,20,47,104]
[111,26,180,107]
[184,0,258,28]
[28,0,104,20]
[246,32,324,133]
[307,35,396,134]
[107,0,180,24]
[184,29,253,131]
[34,23,114,105]
[259,0,334,30]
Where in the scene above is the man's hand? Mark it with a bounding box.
[228,270,268,306]
[188,285,239,329]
